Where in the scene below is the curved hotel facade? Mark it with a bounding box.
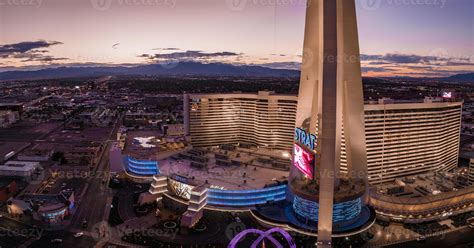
[124,156,160,177]
[184,91,298,151]
[185,95,462,185]
[342,101,462,184]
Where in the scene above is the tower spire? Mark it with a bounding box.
[289,0,367,246]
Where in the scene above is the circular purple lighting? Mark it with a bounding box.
[228,227,296,248]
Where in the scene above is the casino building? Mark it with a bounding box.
[347,100,462,184]
[123,156,161,182]
[185,96,462,185]
[144,1,463,243]
[184,91,298,151]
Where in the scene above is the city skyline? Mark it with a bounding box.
[0,0,472,77]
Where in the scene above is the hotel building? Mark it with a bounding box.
[184,91,298,151]
[185,95,462,185]
[344,100,462,184]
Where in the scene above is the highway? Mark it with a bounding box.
[68,114,123,233]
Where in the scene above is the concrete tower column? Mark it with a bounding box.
[290,0,367,246]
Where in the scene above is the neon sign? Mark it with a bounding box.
[228,228,296,248]
[442,91,452,99]
[294,127,316,150]
[293,144,314,179]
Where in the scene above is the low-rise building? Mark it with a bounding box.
[17,148,53,162]
[7,191,75,226]
[0,111,19,128]
[162,124,185,136]
[0,161,40,179]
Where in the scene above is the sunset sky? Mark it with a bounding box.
[0,0,472,77]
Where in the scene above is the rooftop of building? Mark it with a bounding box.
[187,91,298,100]
[123,130,188,160]
[375,168,470,199]
[365,97,463,107]
[21,190,73,207]
[0,161,39,171]
[158,146,289,190]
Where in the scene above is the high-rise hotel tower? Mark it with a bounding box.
[289,0,368,246]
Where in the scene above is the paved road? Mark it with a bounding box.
[68,140,113,232]
[68,115,122,234]
[387,227,474,248]
[0,216,40,248]
[28,230,97,248]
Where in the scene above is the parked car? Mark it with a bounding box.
[51,239,63,244]
[74,232,84,238]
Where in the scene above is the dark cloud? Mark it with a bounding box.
[361,67,397,73]
[0,40,66,63]
[260,62,301,70]
[368,61,392,65]
[361,53,474,65]
[360,52,474,77]
[0,40,62,58]
[361,53,436,64]
[140,50,241,61]
[152,47,181,51]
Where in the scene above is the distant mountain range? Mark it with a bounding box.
[383,72,474,83]
[0,62,472,83]
[442,72,474,82]
[0,62,300,81]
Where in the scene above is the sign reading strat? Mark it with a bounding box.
[294,127,316,150]
[293,144,315,179]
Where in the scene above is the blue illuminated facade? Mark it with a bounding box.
[207,184,287,207]
[125,156,160,176]
[42,208,66,220]
[293,195,362,223]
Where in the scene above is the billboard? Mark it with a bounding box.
[293,144,315,179]
[168,178,194,200]
[442,91,452,99]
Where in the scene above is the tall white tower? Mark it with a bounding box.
[289,0,368,246]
